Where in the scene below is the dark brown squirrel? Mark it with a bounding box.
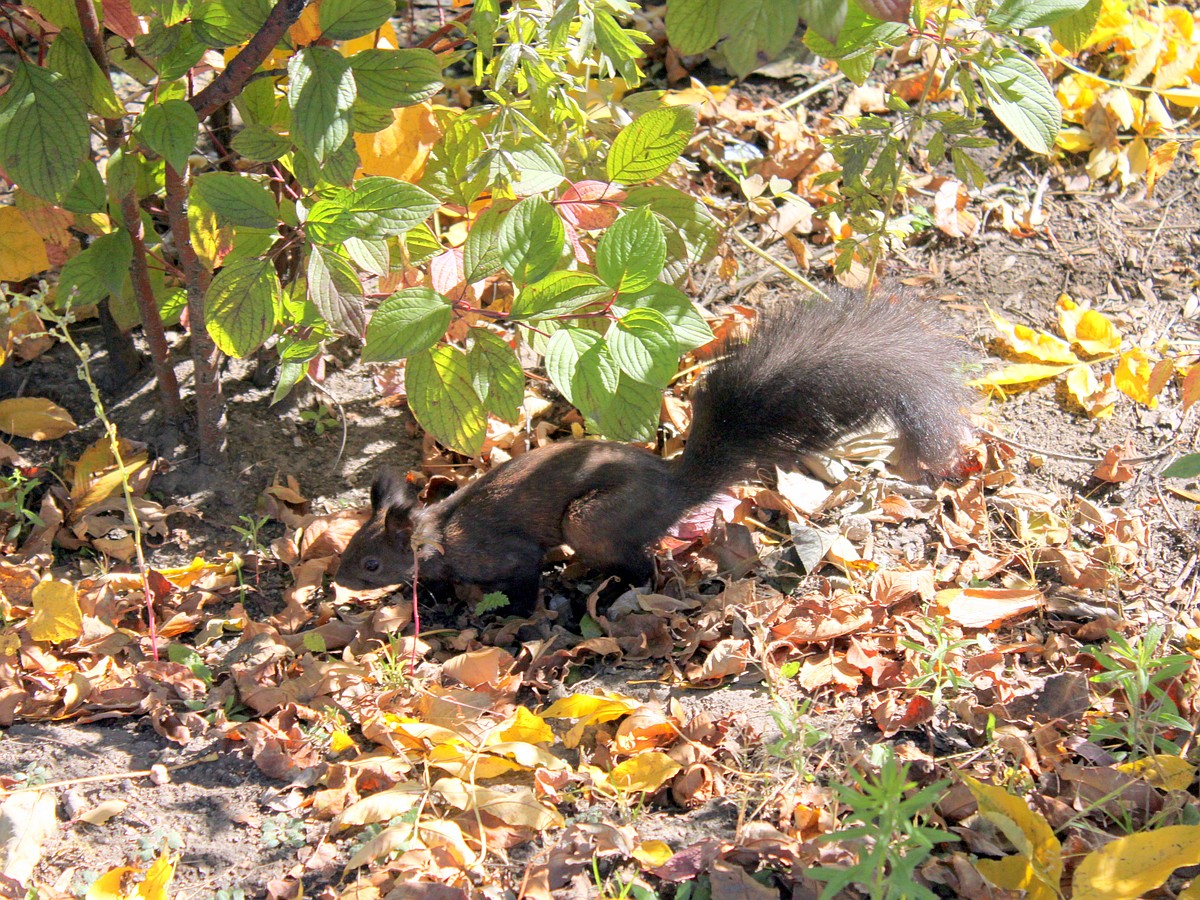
[334,289,971,613]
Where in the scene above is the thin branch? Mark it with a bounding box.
[189,0,310,120]
[120,191,185,419]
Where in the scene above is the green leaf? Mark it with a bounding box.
[505,140,566,196]
[545,328,619,418]
[63,164,106,214]
[799,0,849,46]
[1162,454,1200,480]
[344,236,390,277]
[318,0,394,40]
[304,194,357,244]
[139,99,199,172]
[620,282,713,352]
[231,124,291,162]
[988,0,1092,30]
[46,27,124,118]
[350,99,395,133]
[803,3,906,62]
[137,0,193,27]
[721,0,802,77]
[290,140,361,189]
[511,271,610,320]
[666,0,721,55]
[192,173,279,229]
[349,49,443,108]
[592,373,661,442]
[593,10,645,85]
[404,225,442,266]
[977,49,1060,155]
[474,0,500,54]
[468,329,524,423]
[363,287,453,362]
[607,106,698,184]
[406,345,488,455]
[0,61,90,202]
[155,26,208,81]
[623,185,720,271]
[349,176,440,238]
[58,231,133,308]
[1051,0,1102,51]
[288,47,356,165]
[191,0,270,47]
[307,245,366,338]
[608,307,677,385]
[596,208,666,294]
[497,196,565,285]
[233,75,277,127]
[420,115,490,205]
[463,204,508,284]
[205,258,280,358]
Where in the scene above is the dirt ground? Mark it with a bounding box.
[2,43,1199,900]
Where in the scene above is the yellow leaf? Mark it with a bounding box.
[0,397,77,440]
[609,751,682,793]
[1182,364,1199,412]
[355,102,442,182]
[988,306,1080,365]
[1162,87,1200,108]
[1182,878,1200,900]
[136,850,176,900]
[290,2,322,44]
[28,580,82,644]
[86,866,143,900]
[1058,303,1122,356]
[976,853,1058,900]
[633,840,675,867]
[541,692,640,722]
[330,730,356,754]
[497,706,554,744]
[1073,825,1200,900]
[1145,141,1180,195]
[69,436,148,517]
[1116,755,1196,792]
[333,785,425,828]
[969,363,1074,395]
[433,777,564,830]
[155,556,234,589]
[188,198,230,272]
[1057,128,1094,152]
[1066,364,1116,419]
[964,777,1062,895]
[1115,348,1163,407]
[0,206,51,281]
[340,19,399,54]
[0,632,19,657]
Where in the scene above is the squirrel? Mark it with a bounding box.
[334,289,971,614]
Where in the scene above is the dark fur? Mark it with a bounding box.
[335,290,970,613]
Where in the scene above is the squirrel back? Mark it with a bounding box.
[335,289,971,612]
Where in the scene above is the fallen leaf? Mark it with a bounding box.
[1116,756,1195,792]
[27,580,83,643]
[1073,825,1200,900]
[0,398,77,440]
[936,588,1044,628]
[608,751,682,793]
[966,777,1062,900]
[78,799,128,826]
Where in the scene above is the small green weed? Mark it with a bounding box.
[902,616,977,709]
[1087,626,1193,759]
[812,747,954,900]
[298,404,339,437]
[0,466,46,545]
[261,813,306,850]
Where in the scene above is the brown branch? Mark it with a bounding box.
[165,164,227,463]
[416,10,471,50]
[189,0,310,120]
[120,192,185,420]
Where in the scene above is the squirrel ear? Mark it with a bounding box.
[369,468,414,514]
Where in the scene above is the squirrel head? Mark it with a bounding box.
[334,468,419,591]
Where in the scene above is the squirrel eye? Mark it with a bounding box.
[363,557,381,573]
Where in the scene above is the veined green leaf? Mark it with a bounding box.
[595,207,666,294]
[0,62,90,202]
[288,47,356,165]
[498,196,565,285]
[350,49,443,108]
[192,172,279,229]
[363,287,453,362]
[406,346,488,456]
[307,245,366,338]
[205,257,280,357]
[139,99,199,172]
[468,329,524,424]
[607,106,697,184]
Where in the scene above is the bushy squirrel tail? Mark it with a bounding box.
[674,288,971,506]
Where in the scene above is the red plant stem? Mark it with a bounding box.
[120,192,186,419]
[165,164,227,463]
[189,0,310,120]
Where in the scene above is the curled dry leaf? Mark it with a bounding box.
[936,587,1044,629]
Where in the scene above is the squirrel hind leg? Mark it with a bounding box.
[562,495,658,588]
